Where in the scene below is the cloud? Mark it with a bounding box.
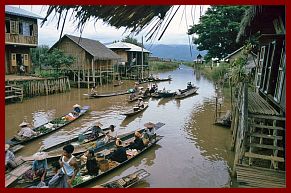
[11,5,208,46]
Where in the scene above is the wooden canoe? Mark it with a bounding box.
[24,122,165,163]
[175,87,199,99]
[73,136,163,187]
[84,90,131,98]
[23,123,165,188]
[5,157,32,187]
[6,106,90,147]
[121,103,149,116]
[93,169,150,188]
[41,127,113,152]
[152,90,176,98]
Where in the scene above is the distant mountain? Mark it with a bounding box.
[144,44,207,62]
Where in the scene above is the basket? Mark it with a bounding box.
[99,159,109,172]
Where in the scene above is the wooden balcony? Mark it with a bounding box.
[5,33,37,46]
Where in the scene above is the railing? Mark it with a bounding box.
[5,33,37,45]
[5,85,23,103]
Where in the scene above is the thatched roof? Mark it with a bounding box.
[42,6,176,41]
[5,5,43,20]
[236,5,285,43]
[51,34,121,60]
[107,42,150,53]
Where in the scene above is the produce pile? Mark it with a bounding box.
[50,117,68,125]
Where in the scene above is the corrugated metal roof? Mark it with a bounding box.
[55,34,121,60]
[5,5,44,20]
[106,42,150,53]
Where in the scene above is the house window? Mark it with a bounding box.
[22,22,31,36]
[29,24,34,36]
[23,54,29,66]
[260,45,270,90]
[274,41,285,102]
[11,53,17,66]
[256,46,266,89]
[19,22,23,35]
[5,20,10,33]
[10,20,19,34]
[261,41,276,94]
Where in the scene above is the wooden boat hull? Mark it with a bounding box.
[41,127,112,152]
[152,91,176,98]
[121,103,149,116]
[175,87,198,99]
[94,169,150,188]
[84,90,131,98]
[23,123,165,188]
[73,136,163,187]
[24,122,165,163]
[6,106,90,147]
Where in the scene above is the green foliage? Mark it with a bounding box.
[211,63,230,81]
[122,35,143,47]
[44,49,75,70]
[31,45,50,71]
[149,61,179,71]
[229,43,252,85]
[188,6,249,60]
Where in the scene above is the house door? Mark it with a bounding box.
[16,54,24,74]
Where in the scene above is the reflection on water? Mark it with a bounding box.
[5,65,234,187]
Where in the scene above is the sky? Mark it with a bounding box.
[10,5,208,47]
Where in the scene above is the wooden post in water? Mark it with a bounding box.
[215,97,218,122]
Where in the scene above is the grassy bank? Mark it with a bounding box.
[195,63,230,83]
[149,61,180,72]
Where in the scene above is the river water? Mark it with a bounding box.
[5,65,234,188]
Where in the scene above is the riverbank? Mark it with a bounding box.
[149,61,179,72]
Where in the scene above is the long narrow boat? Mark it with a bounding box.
[6,106,90,147]
[84,90,132,98]
[152,77,172,82]
[42,127,113,152]
[5,157,32,187]
[24,122,165,163]
[175,87,199,99]
[121,103,149,116]
[22,123,164,188]
[93,169,150,188]
[127,95,150,103]
[72,135,163,187]
[152,90,176,98]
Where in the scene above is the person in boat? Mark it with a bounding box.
[143,122,156,142]
[187,82,193,89]
[162,87,166,93]
[90,86,98,96]
[129,92,136,100]
[135,98,144,110]
[5,144,17,170]
[176,89,182,95]
[24,152,48,182]
[90,122,106,140]
[59,144,79,187]
[106,125,117,139]
[128,131,146,151]
[85,149,99,176]
[149,74,154,80]
[48,161,70,188]
[108,138,128,163]
[144,87,150,97]
[168,75,171,79]
[149,85,156,94]
[17,121,37,139]
[138,87,144,96]
[73,104,81,114]
[95,125,116,149]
